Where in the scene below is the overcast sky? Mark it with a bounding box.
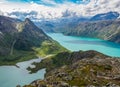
[0,0,120,19]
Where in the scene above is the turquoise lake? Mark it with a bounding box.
[0,32,120,87]
[47,33,120,57]
[0,58,45,87]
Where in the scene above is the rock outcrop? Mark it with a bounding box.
[24,50,120,87]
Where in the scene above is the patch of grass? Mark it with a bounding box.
[0,50,37,66]
[67,64,113,86]
[0,39,68,66]
[27,51,71,73]
[33,40,68,57]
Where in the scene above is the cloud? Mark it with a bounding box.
[0,0,120,20]
[0,0,7,3]
[40,0,57,6]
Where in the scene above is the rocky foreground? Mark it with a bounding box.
[24,50,120,87]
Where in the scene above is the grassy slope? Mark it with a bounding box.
[0,51,36,65]
[0,40,68,66]
[33,40,68,57]
[0,16,68,65]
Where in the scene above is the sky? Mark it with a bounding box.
[1,0,90,4]
[0,0,120,20]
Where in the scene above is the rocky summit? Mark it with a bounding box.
[24,50,120,87]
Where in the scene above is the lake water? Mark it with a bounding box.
[0,58,46,87]
[47,33,120,57]
[0,32,120,87]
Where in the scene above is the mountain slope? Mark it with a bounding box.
[35,11,119,32]
[62,19,120,43]
[0,16,67,65]
[34,12,120,43]
[25,50,120,87]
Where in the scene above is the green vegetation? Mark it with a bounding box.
[0,16,67,65]
[0,39,67,66]
[0,50,36,65]
[0,40,67,66]
[33,40,68,57]
[27,50,104,73]
[67,64,113,86]
[27,51,72,73]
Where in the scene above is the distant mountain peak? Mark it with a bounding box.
[24,18,33,24]
[23,18,38,30]
[90,11,120,21]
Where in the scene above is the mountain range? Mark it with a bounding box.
[0,16,66,65]
[35,12,120,44]
[62,19,120,43]
[90,12,119,21]
[0,11,120,87]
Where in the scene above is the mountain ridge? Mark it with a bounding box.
[62,19,120,43]
[0,16,67,65]
[90,12,120,21]
[36,12,120,44]
[25,50,120,87]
